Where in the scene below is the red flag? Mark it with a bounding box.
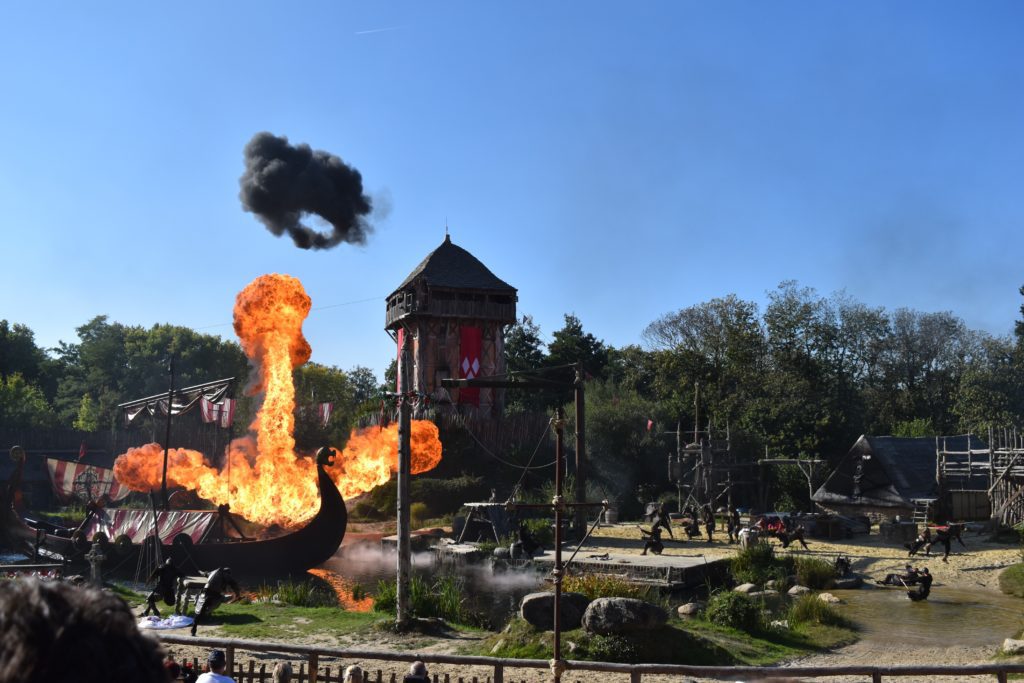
[459,326,482,406]
[646,419,654,432]
[78,442,87,461]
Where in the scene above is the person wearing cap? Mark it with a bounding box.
[196,650,235,683]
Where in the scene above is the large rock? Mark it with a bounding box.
[733,582,758,593]
[676,601,702,618]
[520,592,590,631]
[1003,638,1024,656]
[582,597,668,635]
[788,585,811,596]
[818,592,841,604]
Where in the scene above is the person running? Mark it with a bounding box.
[927,523,967,562]
[143,557,184,617]
[640,524,665,555]
[726,506,741,544]
[906,527,931,556]
[651,503,674,539]
[779,524,810,550]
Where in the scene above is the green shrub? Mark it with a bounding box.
[373,574,475,625]
[365,475,489,518]
[787,594,849,627]
[999,563,1024,598]
[704,591,761,632]
[522,518,554,548]
[794,557,836,589]
[731,542,788,585]
[254,580,337,608]
[410,502,429,528]
[586,634,642,663]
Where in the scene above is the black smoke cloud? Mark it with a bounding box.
[239,132,373,250]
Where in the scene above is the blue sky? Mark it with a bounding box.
[2,3,1022,379]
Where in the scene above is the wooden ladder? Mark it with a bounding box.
[911,499,932,524]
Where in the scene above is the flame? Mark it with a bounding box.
[112,273,443,527]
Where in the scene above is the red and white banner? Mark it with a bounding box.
[318,402,333,428]
[459,326,482,406]
[46,458,132,504]
[200,397,236,428]
[82,509,217,545]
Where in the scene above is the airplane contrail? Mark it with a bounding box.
[354,25,405,35]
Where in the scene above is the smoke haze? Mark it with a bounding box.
[239,132,373,250]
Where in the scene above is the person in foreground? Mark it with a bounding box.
[0,577,168,682]
[197,649,235,683]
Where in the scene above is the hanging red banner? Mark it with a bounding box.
[459,326,482,406]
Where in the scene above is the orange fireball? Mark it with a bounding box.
[113,274,443,527]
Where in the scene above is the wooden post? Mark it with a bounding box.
[574,363,586,534]
[552,407,565,683]
[161,355,175,510]
[396,333,413,626]
[309,653,319,683]
[493,664,503,683]
[226,646,235,676]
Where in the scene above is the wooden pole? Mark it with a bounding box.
[161,356,175,510]
[573,363,586,535]
[552,407,565,683]
[396,334,412,626]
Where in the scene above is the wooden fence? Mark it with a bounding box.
[158,634,1024,682]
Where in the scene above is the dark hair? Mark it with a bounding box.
[0,578,168,682]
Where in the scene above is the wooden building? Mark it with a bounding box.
[812,434,990,523]
[385,235,517,416]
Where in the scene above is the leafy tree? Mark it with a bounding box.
[504,315,548,413]
[546,314,609,380]
[0,320,47,383]
[73,393,101,431]
[347,365,380,404]
[0,373,56,429]
[292,363,356,450]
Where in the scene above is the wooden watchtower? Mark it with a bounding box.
[385,235,517,416]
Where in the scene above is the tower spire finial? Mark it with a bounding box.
[445,217,450,242]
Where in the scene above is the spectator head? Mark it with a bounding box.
[343,664,363,683]
[0,578,167,683]
[273,661,293,683]
[208,650,227,673]
[409,661,428,677]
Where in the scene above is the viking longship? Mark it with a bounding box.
[1,446,347,576]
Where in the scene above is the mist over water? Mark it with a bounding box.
[317,543,544,624]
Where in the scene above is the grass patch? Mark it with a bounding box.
[561,574,655,601]
[787,594,851,628]
[793,557,836,590]
[477,614,857,666]
[205,602,384,641]
[374,574,482,627]
[731,542,794,586]
[108,583,146,608]
[1000,563,1024,598]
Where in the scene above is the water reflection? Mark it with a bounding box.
[840,585,1024,646]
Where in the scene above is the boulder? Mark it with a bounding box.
[818,592,841,604]
[733,582,758,593]
[1003,638,1024,656]
[582,597,668,635]
[788,585,811,596]
[676,602,702,617]
[832,576,863,589]
[520,592,589,631]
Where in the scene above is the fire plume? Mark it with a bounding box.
[112,273,443,527]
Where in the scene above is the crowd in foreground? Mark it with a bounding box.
[0,577,436,683]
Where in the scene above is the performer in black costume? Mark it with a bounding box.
[143,558,184,617]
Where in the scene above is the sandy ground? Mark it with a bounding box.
[158,523,1024,682]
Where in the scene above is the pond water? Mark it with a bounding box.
[839,584,1024,646]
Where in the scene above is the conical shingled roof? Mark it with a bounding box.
[393,235,516,294]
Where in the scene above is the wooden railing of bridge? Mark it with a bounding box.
[159,634,1024,682]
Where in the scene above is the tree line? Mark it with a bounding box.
[4,280,1024,510]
